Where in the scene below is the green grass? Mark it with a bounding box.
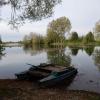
[65,41,100,46]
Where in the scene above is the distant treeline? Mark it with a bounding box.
[23,16,100,47]
[67,31,96,45]
[23,33,45,46]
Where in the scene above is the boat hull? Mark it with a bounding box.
[39,68,77,86]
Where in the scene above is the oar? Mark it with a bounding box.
[26,63,39,69]
[26,63,36,67]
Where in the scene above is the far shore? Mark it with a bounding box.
[0,40,100,48]
[0,42,23,47]
[0,79,100,100]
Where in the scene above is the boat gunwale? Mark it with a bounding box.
[39,68,77,83]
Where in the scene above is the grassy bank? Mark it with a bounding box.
[43,41,100,48]
[0,79,100,100]
[65,41,100,47]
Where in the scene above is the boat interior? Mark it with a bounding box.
[28,65,68,78]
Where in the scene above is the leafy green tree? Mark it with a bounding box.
[46,29,59,45]
[30,33,44,45]
[46,16,71,44]
[78,36,84,42]
[70,32,79,41]
[83,32,95,43]
[0,0,61,28]
[23,32,44,46]
[94,20,100,41]
[23,35,31,46]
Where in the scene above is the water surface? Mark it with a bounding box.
[0,46,100,93]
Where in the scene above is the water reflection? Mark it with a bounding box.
[92,48,100,69]
[0,46,100,93]
[47,48,71,67]
[23,45,44,56]
[0,45,5,60]
[69,46,81,56]
[23,45,71,67]
[84,46,95,56]
[69,46,95,56]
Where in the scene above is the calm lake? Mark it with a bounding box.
[0,45,100,93]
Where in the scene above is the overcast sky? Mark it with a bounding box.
[0,0,100,42]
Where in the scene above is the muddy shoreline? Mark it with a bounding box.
[0,79,100,100]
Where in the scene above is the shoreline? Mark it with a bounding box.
[0,79,100,100]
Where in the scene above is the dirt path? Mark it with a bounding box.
[0,80,100,100]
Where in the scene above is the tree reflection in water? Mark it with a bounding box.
[69,46,95,56]
[84,46,95,56]
[0,45,5,60]
[92,48,100,69]
[23,45,71,67]
[23,45,44,56]
[68,46,81,56]
[47,47,71,67]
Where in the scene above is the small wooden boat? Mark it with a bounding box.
[39,67,77,86]
[15,71,31,80]
[15,63,54,80]
[15,63,78,86]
